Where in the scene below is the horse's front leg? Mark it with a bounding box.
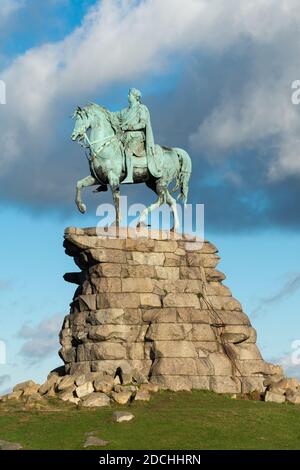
[76,175,97,214]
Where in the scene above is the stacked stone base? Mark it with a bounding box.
[2,227,300,407]
[56,226,285,400]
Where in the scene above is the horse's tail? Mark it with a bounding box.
[171,148,192,204]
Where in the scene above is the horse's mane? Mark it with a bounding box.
[84,103,119,131]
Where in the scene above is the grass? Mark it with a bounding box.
[0,390,300,450]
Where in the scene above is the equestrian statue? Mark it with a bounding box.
[71,88,192,230]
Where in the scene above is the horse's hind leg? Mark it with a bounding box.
[137,178,165,227]
[76,175,97,214]
[166,189,180,231]
[137,197,162,227]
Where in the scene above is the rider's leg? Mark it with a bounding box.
[122,150,134,183]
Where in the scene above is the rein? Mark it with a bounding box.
[82,131,123,185]
[83,132,118,159]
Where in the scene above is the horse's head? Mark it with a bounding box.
[71,106,91,142]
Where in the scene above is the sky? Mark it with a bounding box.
[0,0,300,393]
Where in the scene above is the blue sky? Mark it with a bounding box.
[0,0,300,392]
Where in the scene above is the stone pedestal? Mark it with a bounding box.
[59,226,279,395]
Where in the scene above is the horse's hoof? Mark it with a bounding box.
[93,185,108,193]
[121,178,134,184]
[78,203,86,214]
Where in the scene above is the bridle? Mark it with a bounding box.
[75,111,119,160]
[74,109,124,185]
[83,132,118,160]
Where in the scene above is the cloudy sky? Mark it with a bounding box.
[1,0,300,392]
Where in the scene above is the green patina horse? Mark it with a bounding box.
[71,103,192,229]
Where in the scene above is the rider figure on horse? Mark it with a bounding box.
[71,89,192,225]
[112,88,155,183]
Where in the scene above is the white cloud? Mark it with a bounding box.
[0,374,10,387]
[188,1,300,180]
[1,0,300,199]
[272,352,300,380]
[189,70,300,181]
[1,0,209,174]
[18,314,62,363]
[0,0,24,23]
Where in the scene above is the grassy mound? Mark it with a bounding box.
[0,390,299,450]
